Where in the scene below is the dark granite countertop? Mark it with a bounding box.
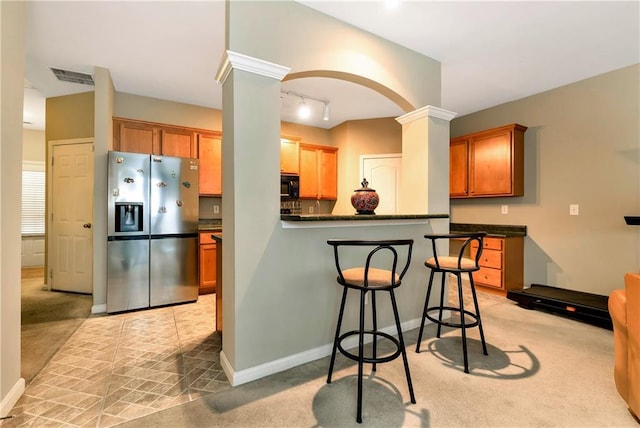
[450,222,527,237]
[281,213,449,221]
[198,219,222,231]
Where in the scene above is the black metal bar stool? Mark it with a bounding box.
[326,239,416,423]
[416,232,488,373]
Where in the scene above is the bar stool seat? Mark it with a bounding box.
[326,239,416,424]
[416,232,489,373]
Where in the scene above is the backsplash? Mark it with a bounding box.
[200,196,336,218]
[199,196,222,220]
[300,199,335,215]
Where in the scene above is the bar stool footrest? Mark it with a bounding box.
[337,330,402,364]
[425,306,480,329]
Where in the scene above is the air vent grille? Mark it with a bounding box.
[50,67,95,86]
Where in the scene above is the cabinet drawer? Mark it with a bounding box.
[199,232,219,245]
[483,238,503,250]
[473,266,503,288]
[472,237,503,251]
[476,249,502,269]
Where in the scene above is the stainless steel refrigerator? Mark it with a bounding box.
[107,151,199,313]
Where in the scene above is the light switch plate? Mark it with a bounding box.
[570,204,579,215]
[501,205,509,214]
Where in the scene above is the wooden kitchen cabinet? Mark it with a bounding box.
[199,232,217,295]
[299,143,338,200]
[280,137,300,174]
[114,119,160,154]
[113,118,197,159]
[161,128,196,158]
[449,138,469,197]
[198,133,222,196]
[470,236,524,295]
[450,123,527,198]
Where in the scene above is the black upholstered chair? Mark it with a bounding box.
[416,232,488,373]
[326,239,416,423]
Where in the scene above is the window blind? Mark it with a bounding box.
[22,161,45,235]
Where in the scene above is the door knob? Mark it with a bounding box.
[83,223,92,229]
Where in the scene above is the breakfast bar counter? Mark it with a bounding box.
[281,213,449,228]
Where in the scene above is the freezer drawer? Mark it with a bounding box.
[107,239,150,313]
[150,236,198,307]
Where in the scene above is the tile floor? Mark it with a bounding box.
[3,294,229,427]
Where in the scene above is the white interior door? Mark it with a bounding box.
[50,141,94,293]
[361,154,402,215]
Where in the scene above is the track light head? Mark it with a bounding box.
[322,103,330,121]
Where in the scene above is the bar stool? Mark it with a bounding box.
[326,239,416,424]
[416,232,488,373]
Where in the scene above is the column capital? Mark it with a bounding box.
[396,105,457,125]
[216,50,291,85]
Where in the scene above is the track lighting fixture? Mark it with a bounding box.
[322,102,330,121]
[281,90,330,122]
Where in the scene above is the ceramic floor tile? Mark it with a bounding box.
[5,295,226,427]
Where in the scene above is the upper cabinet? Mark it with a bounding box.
[114,119,159,154]
[198,133,222,196]
[161,128,197,159]
[299,143,338,200]
[449,138,469,197]
[450,124,527,198]
[280,137,300,174]
[113,118,196,158]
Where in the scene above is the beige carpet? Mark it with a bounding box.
[20,267,93,384]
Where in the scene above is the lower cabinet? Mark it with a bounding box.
[470,236,524,294]
[199,232,217,295]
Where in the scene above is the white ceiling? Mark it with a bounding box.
[23,1,640,131]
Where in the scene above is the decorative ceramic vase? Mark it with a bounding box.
[351,178,379,215]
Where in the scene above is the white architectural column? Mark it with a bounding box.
[215,51,290,374]
[396,106,457,216]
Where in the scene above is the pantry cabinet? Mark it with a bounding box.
[198,133,222,196]
[470,236,524,295]
[199,232,217,295]
[299,143,338,200]
[450,123,527,198]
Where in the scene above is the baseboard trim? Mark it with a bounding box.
[92,304,107,314]
[0,377,25,418]
[220,317,427,387]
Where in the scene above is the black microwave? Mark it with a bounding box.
[281,174,299,199]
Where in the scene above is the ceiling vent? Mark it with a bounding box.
[50,67,95,86]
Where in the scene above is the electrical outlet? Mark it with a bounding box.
[570,204,579,215]
[309,205,314,214]
[213,205,220,214]
[501,205,508,214]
